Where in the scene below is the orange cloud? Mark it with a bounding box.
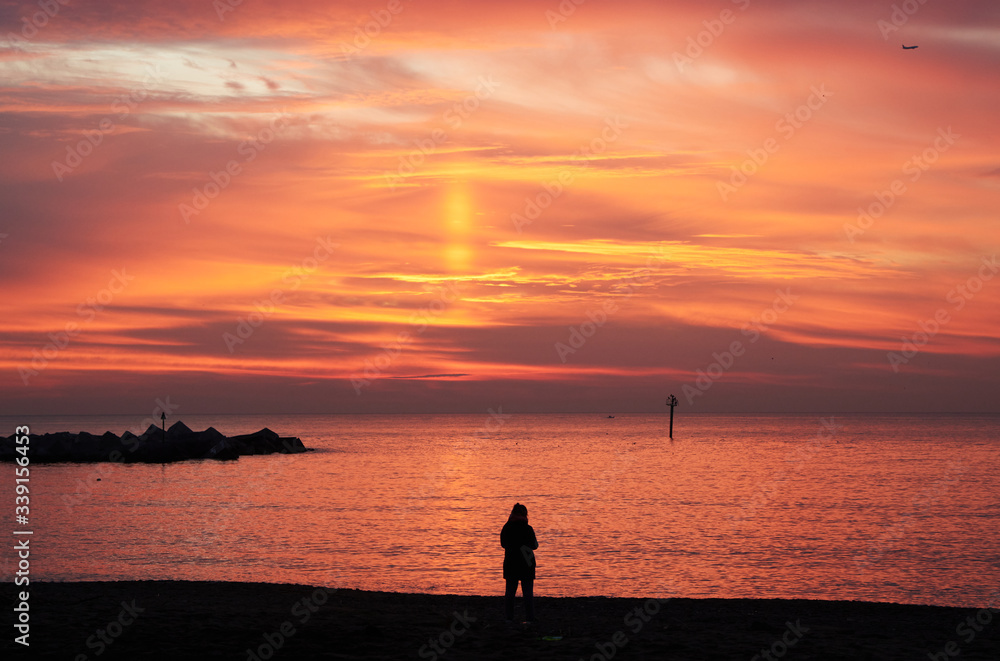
[1,1,999,413]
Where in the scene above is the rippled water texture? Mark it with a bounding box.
[5,413,998,607]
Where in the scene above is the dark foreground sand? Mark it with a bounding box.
[6,581,1000,660]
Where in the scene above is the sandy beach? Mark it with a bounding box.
[6,581,998,660]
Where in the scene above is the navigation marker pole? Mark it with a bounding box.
[161,411,166,441]
[666,394,678,439]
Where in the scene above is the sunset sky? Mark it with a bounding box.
[2,0,998,414]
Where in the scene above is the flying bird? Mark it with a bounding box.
[902,44,919,49]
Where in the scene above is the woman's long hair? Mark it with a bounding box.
[507,502,528,523]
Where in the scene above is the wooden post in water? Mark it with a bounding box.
[161,411,166,441]
[666,394,678,438]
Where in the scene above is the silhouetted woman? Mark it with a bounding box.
[500,502,538,622]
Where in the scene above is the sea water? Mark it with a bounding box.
[3,413,997,608]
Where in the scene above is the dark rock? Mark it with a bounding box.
[166,420,194,438]
[229,428,283,455]
[205,439,239,461]
[195,427,226,443]
[0,423,311,464]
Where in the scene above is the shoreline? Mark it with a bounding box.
[9,580,1000,659]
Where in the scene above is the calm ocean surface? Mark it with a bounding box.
[3,413,998,608]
